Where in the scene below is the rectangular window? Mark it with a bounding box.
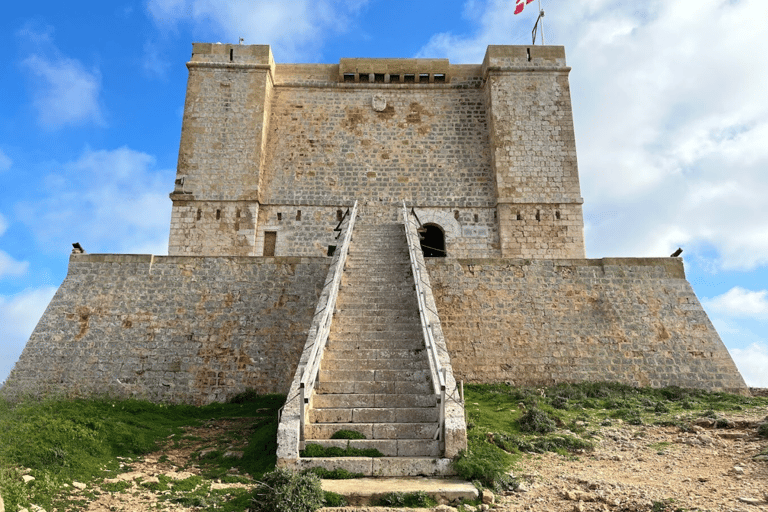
[263,231,277,256]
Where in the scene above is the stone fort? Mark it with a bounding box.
[3,43,747,474]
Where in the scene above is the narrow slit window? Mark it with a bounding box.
[454,210,460,220]
[277,212,282,221]
[555,210,561,220]
[474,214,479,222]
[196,209,202,221]
[527,48,531,62]
[535,210,541,221]
[230,49,234,62]
[336,209,343,222]
[263,231,277,257]
[516,212,522,221]
[216,209,221,220]
[296,210,301,221]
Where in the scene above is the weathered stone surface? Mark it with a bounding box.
[428,257,748,393]
[2,255,328,404]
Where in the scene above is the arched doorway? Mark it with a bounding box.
[420,223,446,257]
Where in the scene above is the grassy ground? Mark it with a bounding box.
[455,382,768,492]
[0,391,283,511]
[1,383,765,511]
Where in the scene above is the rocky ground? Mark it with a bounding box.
[11,409,766,512]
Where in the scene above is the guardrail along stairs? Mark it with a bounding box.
[302,221,451,476]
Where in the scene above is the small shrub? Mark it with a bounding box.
[227,388,262,404]
[551,396,569,410]
[330,429,366,440]
[654,402,670,414]
[758,422,768,438]
[300,443,383,458]
[376,491,437,508]
[303,467,364,479]
[251,468,324,512]
[715,418,732,429]
[518,407,556,434]
[452,446,516,492]
[611,408,643,425]
[323,491,347,507]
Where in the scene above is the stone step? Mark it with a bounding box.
[334,302,416,310]
[323,348,427,360]
[337,291,416,301]
[325,340,424,351]
[332,313,418,323]
[304,422,439,440]
[316,380,433,395]
[318,369,431,383]
[329,323,420,334]
[303,439,442,458]
[295,457,455,477]
[310,407,439,424]
[320,477,477,505]
[322,358,428,371]
[325,343,424,354]
[313,393,437,409]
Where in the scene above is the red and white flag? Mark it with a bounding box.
[514,0,535,14]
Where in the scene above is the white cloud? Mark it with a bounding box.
[0,251,29,279]
[704,287,768,321]
[19,26,105,129]
[16,146,173,256]
[0,286,57,386]
[0,149,11,171]
[417,0,768,270]
[729,343,768,388]
[147,0,368,61]
[0,213,29,278]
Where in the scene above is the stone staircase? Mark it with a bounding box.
[301,222,449,475]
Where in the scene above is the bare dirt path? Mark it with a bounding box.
[56,413,767,512]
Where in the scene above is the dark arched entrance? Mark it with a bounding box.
[420,223,446,257]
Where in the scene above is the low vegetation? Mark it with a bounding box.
[0,383,765,511]
[0,392,283,511]
[456,382,768,491]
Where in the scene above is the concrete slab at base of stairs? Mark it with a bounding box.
[321,477,479,506]
[296,457,456,477]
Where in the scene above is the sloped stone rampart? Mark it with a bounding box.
[427,257,748,393]
[2,254,329,404]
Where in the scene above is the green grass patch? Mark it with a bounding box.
[458,382,768,490]
[0,392,284,511]
[302,467,365,479]
[375,490,437,508]
[300,443,383,457]
[330,429,367,439]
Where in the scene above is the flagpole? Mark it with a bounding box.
[539,0,544,45]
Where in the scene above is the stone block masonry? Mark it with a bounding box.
[3,43,748,404]
[427,257,747,393]
[2,254,329,404]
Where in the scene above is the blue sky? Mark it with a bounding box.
[1,0,767,387]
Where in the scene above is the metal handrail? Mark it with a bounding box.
[299,200,358,439]
[401,201,446,440]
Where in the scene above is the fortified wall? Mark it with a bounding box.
[2,43,747,403]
